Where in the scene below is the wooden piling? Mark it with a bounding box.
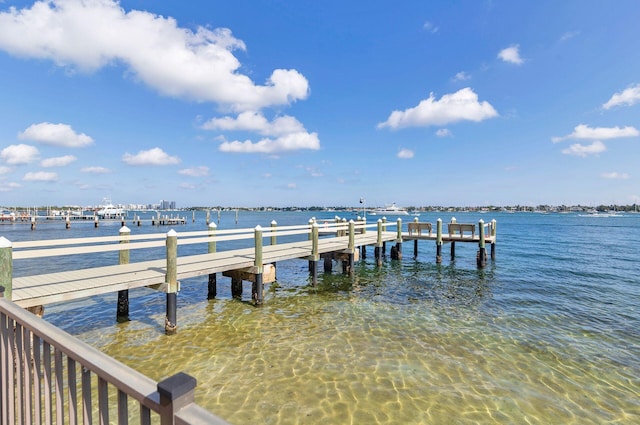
[207,222,217,299]
[491,219,497,260]
[31,216,36,230]
[395,218,403,260]
[165,229,178,334]
[116,226,130,322]
[270,220,277,270]
[477,219,486,268]
[252,225,264,305]
[436,218,443,263]
[65,216,70,229]
[310,222,319,285]
[375,219,383,266]
[450,217,456,260]
[205,210,210,225]
[347,220,355,274]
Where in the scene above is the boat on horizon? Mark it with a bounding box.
[370,203,409,216]
[96,198,125,219]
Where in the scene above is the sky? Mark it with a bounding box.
[0,0,639,209]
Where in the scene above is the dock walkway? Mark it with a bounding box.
[1,217,496,332]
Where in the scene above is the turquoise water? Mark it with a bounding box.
[4,211,640,424]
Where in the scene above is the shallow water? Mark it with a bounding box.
[4,211,640,424]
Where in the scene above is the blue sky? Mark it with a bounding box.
[1,0,639,208]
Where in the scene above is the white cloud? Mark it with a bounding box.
[397,148,414,159]
[179,166,209,177]
[0,182,21,192]
[436,128,452,137]
[601,172,630,179]
[498,45,524,65]
[23,171,58,181]
[19,122,93,147]
[81,166,110,173]
[377,87,498,129]
[122,147,180,165]
[423,21,439,33]
[179,182,196,190]
[41,155,77,167]
[203,111,306,137]
[561,141,606,157]
[219,132,320,154]
[0,0,309,111]
[452,71,470,82]
[286,183,297,189]
[602,84,640,110]
[552,124,639,142]
[0,144,39,164]
[0,166,11,174]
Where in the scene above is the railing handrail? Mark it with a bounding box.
[10,219,389,260]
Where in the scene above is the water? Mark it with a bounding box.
[3,211,640,424]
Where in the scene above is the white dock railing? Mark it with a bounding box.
[0,286,230,425]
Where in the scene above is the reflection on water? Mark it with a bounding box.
[18,212,640,424]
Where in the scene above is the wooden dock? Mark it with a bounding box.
[0,217,495,333]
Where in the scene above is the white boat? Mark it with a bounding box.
[96,199,125,219]
[0,208,16,221]
[372,203,409,216]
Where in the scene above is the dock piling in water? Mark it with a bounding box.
[207,222,217,299]
[117,226,130,322]
[165,229,178,334]
[436,219,443,263]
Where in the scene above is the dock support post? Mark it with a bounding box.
[490,219,497,260]
[165,229,178,334]
[307,218,314,272]
[381,217,387,255]
[117,226,131,322]
[205,210,210,225]
[231,278,242,299]
[450,217,456,260]
[31,216,36,230]
[0,237,12,300]
[375,219,383,266]
[436,218,443,263]
[477,219,486,268]
[252,226,264,305]
[391,218,403,260]
[270,220,277,270]
[207,223,217,299]
[324,256,333,273]
[347,220,355,274]
[65,215,70,229]
[310,222,319,285]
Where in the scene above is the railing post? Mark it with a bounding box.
[117,226,131,322]
[0,237,12,300]
[207,223,217,299]
[157,372,197,425]
[375,219,383,266]
[165,229,178,334]
[477,219,486,268]
[253,226,264,305]
[436,218,443,263]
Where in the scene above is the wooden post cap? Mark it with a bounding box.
[158,372,197,401]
